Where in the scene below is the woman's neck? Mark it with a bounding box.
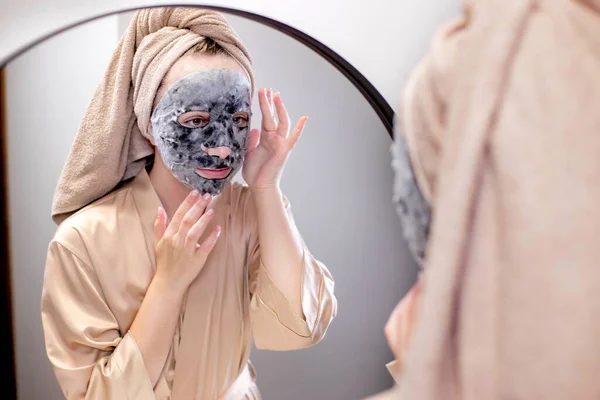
[148,156,191,219]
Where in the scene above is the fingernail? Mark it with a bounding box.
[206,208,214,216]
[191,190,199,199]
[203,193,211,201]
[216,226,222,237]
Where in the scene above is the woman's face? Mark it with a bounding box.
[150,53,252,195]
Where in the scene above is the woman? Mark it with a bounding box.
[374,0,600,399]
[41,7,336,399]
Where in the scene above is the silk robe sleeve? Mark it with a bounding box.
[246,193,337,351]
[41,238,154,399]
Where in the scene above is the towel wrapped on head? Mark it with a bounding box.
[51,7,255,225]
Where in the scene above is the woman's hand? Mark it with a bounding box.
[385,276,424,362]
[153,190,221,291]
[242,88,308,190]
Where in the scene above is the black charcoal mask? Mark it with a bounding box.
[391,115,431,269]
[151,69,252,195]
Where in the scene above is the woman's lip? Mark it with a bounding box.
[194,167,232,180]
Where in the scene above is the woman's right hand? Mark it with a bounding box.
[153,190,221,291]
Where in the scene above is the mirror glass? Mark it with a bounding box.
[3,8,417,399]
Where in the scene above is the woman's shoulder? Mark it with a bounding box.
[52,182,137,252]
[45,181,154,303]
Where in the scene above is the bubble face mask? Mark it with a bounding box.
[391,118,431,268]
[151,69,252,195]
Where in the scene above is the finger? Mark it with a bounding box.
[184,208,216,249]
[154,207,167,248]
[246,129,260,153]
[399,305,411,342]
[178,193,212,241]
[385,319,402,360]
[415,274,425,292]
[288,116,308,149]
[268,89,276,120]
[406,280,423,332]
[195,225,222,259]
[165,190,200,236]
[385,289,413,357]
[385,299,403,337]
[384,316,395,345]
[259,88,277,132]
[273,92,291,138]
[391,314,408,360]
[391,286,419,358]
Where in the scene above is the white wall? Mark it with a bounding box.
[6,10,418,400]
[0,0,460,110]
[5,16,120,400]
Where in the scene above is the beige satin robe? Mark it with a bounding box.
[41,169,336,399]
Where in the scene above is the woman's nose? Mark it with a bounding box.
[201,144,231,159]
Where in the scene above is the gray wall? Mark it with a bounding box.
[6,10,418,400]
[5,15,119,400]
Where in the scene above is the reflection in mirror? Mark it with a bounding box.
[3,7,417,399]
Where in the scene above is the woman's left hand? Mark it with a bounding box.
[242,88,308,190]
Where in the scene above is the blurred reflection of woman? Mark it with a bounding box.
[371,0,600,399]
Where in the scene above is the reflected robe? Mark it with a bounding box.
[41,169,337,399]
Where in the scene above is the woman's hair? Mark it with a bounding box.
[188,37,226,55]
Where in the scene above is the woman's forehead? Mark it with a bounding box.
[154,53,249,107]
[163,52,247,89]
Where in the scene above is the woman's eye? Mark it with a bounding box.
[190,118,207,127]
[233,115,248,128]
[181,117,208,128]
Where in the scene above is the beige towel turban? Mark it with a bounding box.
[391,0,600,399]
[51,7,255,225]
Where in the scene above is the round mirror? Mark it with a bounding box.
[1,7,418,399]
